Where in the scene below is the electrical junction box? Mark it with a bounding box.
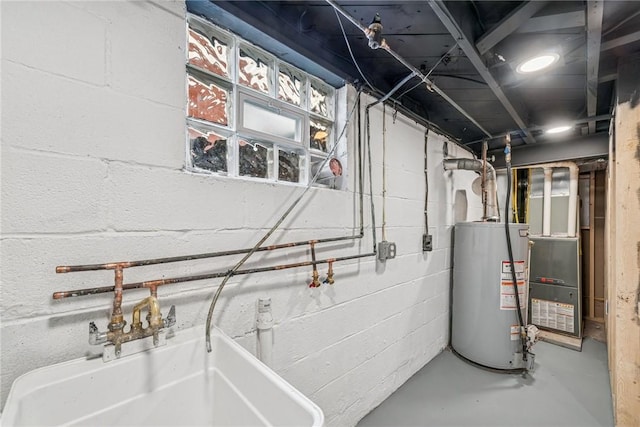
[377,241,396,261]
[423,234,433,251]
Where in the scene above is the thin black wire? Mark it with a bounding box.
[395,43,459,100]
[334,8,374,90]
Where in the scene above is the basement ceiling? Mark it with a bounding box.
[187,1,640,154]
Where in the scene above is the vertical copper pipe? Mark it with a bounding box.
[326,260,335,285]
[109,266,125,330]
[309,242,320,287]
[148,284,158,298]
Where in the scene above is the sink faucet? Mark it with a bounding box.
[88,268,176,357]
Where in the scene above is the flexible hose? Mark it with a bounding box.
[504,145,528,361]
[205,88,364,352]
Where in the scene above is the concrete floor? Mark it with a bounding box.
[358,338,613,426]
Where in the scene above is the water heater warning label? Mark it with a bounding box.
[500,261,526,311]
[531,298,575,333]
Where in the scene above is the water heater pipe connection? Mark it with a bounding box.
[443,158,499,221]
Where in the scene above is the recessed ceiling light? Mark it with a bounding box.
[517,53,559,74]
[546,125,572,134]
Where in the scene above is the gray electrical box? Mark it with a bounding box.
[528,236,582,337]
[377,241,397,261]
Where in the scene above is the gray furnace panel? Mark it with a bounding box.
[528,237,582,337]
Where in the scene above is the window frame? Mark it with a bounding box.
[236,89,306,149]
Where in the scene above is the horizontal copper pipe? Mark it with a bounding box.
[52,253,375,299]
[55,234,363,273]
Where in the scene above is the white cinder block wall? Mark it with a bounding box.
[0,1,482,425]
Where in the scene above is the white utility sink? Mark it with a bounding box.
[2,326,324,426]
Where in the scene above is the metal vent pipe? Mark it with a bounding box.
[444,158,499,220]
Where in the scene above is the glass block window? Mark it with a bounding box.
[238,139,271,179]
[278,64,303,106]
[189,126,229,174]
[278,148,303,183]
[186,14,340,187]
[310,118,331,152]
[310,80,332,118]
[187,74,230,126]
[238,45,271,95]
[187,28,231,78]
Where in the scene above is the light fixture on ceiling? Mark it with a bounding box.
[546,125,572,134]
[516,53,560,74]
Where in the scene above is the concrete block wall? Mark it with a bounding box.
[0,1,482,425]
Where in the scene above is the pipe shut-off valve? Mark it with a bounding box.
[522,324,539,371]
[366,13,384,49]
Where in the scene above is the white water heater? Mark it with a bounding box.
[451,222,532,370]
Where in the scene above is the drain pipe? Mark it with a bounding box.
[256,298,273,368]
[443,158,499,221]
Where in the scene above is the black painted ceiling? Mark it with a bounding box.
[189,1,640,154]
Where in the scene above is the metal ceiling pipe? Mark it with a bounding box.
[325,0,492,138]
[463,113,614,147]
[428,0,535,144]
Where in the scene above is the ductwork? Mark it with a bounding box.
[523,161,579,238]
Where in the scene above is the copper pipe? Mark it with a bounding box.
[53,253,375,299]
[55,235,363,273]
[108,267,125,331]
[309,242,320,287]
[325,261,335,285]
[107,267,125,356]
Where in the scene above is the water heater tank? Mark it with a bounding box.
[451,222,530,370]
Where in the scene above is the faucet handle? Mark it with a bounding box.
[164,305,176,328]
[88,321,107,345]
